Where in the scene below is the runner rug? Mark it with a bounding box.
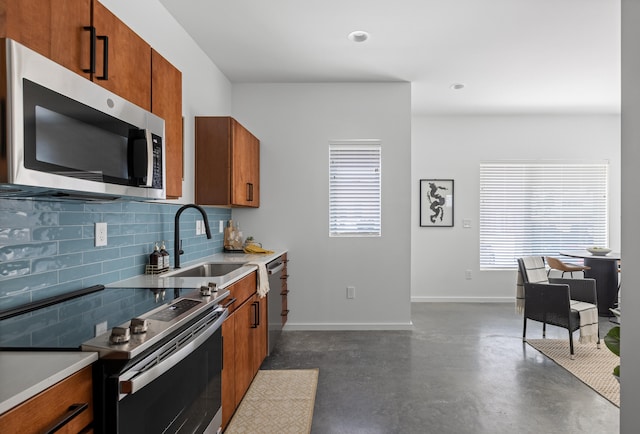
[526,339,619,407]
[225,369,319,434]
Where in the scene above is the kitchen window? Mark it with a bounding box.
[329,141,382,237]
[479,162,608,269]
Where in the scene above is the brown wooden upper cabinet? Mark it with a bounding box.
[0,0,150,109]
[91,1,151,111]
[152,49,183,199]
[195,117,260,207]
[0,0,184,198]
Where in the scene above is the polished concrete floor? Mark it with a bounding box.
[261,303,620,434]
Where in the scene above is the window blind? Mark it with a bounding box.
[479,162,608,269]
[329,142,381,237]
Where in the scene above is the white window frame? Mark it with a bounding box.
[329,140,382,237]
[479,161,609,270]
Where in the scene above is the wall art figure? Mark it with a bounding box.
[420,179,454,227]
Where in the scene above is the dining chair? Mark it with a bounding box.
[517,256,600,359]
[545,256,590,278]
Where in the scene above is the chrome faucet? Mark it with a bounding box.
[174,204,212,269]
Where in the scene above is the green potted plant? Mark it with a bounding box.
[604,308,620,379]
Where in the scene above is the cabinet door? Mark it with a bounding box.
[195,117,231,206]
[233,296,257,402]
[152,49,183,198]
[221,313,236,429]
[50,0,92,78]
[1,0,92,79]
[254,295,268,371]
[92,0,151,110]
[0,0,52,58]
[231,119,260,207]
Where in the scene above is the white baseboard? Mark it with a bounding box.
[283,322,414,331]
[411,296,514,303]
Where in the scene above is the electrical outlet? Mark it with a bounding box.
[465,269,472,280]
[219,220,224,233]
[347,286,355,299]
[95,222,107,246]
[196,220,203,235]
[95,320,108,337]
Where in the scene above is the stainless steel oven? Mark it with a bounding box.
[83,295,229,434]
[0,284,229,434]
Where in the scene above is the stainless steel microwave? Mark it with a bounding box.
[0,38,166,200]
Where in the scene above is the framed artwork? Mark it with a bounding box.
[420,179,454,227]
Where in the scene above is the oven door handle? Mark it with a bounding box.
[119,309,228,396]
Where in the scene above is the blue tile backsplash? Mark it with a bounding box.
[0,198,231,312]
[0,286,192,348]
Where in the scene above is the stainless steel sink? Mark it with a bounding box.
[164,263,245,278]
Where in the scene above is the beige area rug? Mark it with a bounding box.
[526,339,620,407]
[225,369,319,434]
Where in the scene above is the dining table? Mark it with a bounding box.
[559,250,620,316]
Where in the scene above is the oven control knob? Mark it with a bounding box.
[130,318,149,334]
[110,326,131,344]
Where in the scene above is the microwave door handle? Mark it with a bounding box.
[144,129,153,187]
[128,129,152,187]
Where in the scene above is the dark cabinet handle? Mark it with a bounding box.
[251,302,258,328]
[222,297,237,309]
[246,183,254,202]
[96,35,109,80]
[43,403,89,434]
[82,26,96,73]
[255,300,260,326]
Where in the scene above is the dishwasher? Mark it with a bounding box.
[267,256,286,354]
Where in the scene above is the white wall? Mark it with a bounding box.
[99,0,232,203]
[230,83,413,329]
[621,1,640,431]
[411,115,621,302]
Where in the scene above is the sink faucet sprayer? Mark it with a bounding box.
[174,204,211,269]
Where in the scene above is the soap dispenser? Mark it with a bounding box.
[160,241,170,270]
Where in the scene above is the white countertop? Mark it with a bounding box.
[0,351,98,414]
[108,250,287,289]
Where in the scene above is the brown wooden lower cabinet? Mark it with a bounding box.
[221,272,268,429]
[0,365,93,433]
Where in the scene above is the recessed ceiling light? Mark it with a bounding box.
[348,30,369,43]
[450,83,465,90]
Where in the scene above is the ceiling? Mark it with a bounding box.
[159,0,620,115]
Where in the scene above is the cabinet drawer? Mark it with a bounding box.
[221,272,257,314]
[0,365,93,434]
